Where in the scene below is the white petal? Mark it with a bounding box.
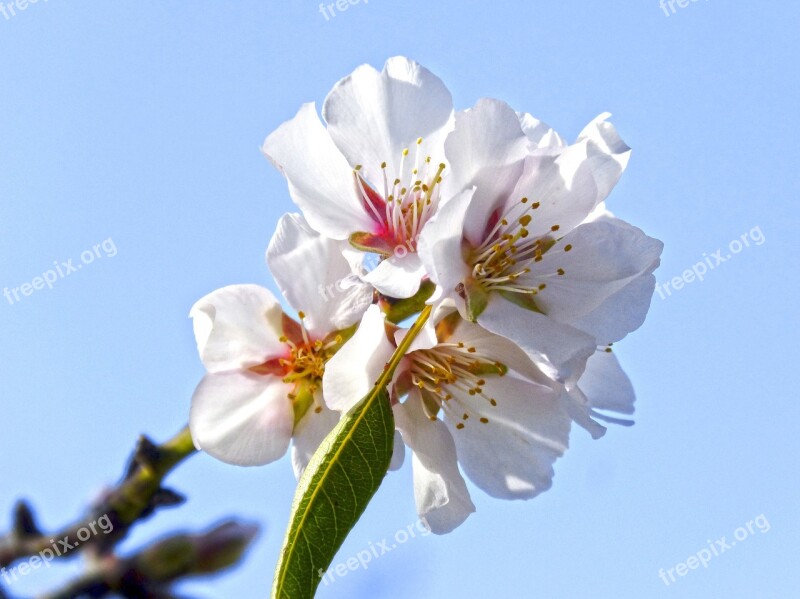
[444,375,570,500]
[570,273,658,343]
[267,213,373,337]
[577,113,632,202]
[262,103,373,239]
[525,218,663,333]
[449,319,551,385]
[478,298,596,382]
[362,253,425,299]
[395,393,475,534]
[322,306,395,413]
[559,385,607,440]
[506,147,602,241]
[190,372,294,466]
[518,111,567,151]
[389,430,406,471]
[190,285,286,374]
[579,349,636,415]
[394,317,439,353]
[417,187,474,312]
[323,57,453,185]
[291,396,340,479]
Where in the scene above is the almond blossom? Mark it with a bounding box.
[419,99,663,383]
[189,214,372,474]
[261,57,455,299]
[323,305,573,534]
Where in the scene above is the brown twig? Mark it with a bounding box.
[0,427,198,569]
[36,520,259,599]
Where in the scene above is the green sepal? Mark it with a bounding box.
[383,280,436,324]
[498,290,544,314]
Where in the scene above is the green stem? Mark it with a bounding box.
[378,303,432,388]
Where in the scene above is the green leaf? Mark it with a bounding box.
[271,305,432,599]
[270,389,394,599]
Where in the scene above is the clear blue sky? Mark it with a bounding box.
[1,1,797,597]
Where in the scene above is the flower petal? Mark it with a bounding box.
[577,113,632,203]
[570,273,658,343]
[524,218,663,335]
[190,285,286,374]
[444,375,570,500]
[267,213,373,337]
[262,103,373,239]
[291,394,340,479]
[323,57,453,186]
[389,430,406,471]
[506,146,602,241]
[448,319,552,385]
[395,393,475,534]
[478,297,596,382]
[190,372,294,466]
[444,99,529,245]
[322,306,395,413]
[362,252,426,299]
[518,111,566,151]
[579,349,636,415]
[417,187,474,312]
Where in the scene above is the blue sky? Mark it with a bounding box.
[1,1,797,597]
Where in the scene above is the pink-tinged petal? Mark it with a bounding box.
[362,253,426,299]
[478,298,596,382]
[291,394,340,479]
[444,375,570,500]
[524,218,663,335]
[395,393,475,534]
[323,57,453,186]
[262,103,373,239]
[190,372,294,467]
[190,284,286,374]
[444,99,529,245]
[322,306,395,413]
[267,213,373,338]
[580,349,636,416]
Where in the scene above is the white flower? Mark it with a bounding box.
[189,214,372,474]
[419,99,663,383]
[261,56,455,299]
[324,305,572,534]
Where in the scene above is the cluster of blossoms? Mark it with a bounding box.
[188,57,662,534]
